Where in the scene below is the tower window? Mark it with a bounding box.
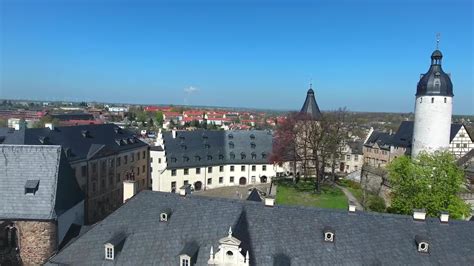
[420,98,422,103]
[431,98,434,103]
[444,97,447,103]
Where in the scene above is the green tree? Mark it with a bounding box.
[155,111,164,126]
[387,152,470,219]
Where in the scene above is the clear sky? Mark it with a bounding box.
[1,0,473,114]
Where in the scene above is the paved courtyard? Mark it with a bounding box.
[193,183,272,200]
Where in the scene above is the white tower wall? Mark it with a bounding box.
[411,95,452,157]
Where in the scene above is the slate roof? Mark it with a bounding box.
[48,190,474,265]
[364,131,392,150]
[163,130,273,169]
[393,121,464,147]
[347,140,363,155]
[300,88,322,120]
[0,145,84,220]
[416,50,453,97]
[0,124,147,162]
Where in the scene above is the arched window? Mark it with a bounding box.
[431,97,434,103]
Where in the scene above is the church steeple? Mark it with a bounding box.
[299,83,322,120]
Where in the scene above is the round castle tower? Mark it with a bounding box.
[411,49,453,157]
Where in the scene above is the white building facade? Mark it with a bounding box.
[151,129,283,193]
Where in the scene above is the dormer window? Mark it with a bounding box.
[262,152,267,159]
[171,157,177,163]
[250,134,255,140]
[219,154,224,160]
[241,152,246,160]
[415,235,429,253]
[105,244,114,260]
[205,143,210,149]
[207,155,212,161]
[181,144,187,150]
[183,156,189,162]
[228,134,233,139]
[81,130,90,138]
[25,180,40,195]
[160,208,172,222]
[104,232,126,261]
[250,142,256,149]
[230,152,235,159]
[323,226,335,242]
[251,152,257,159]
[229,142,234,149]
[180,257,190,266]
[195,155,201,161]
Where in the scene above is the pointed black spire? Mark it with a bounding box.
[300,83,322,120]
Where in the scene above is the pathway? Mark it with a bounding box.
[335,184,364,210]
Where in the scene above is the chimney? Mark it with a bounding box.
[440,211,449,223]
[179,184,191,196]
[264,196,275,207]
[413,209,426,221]
[348,201,357,213]
[172,129,177,139]
[45,123,54,130]
[123,180,138,203]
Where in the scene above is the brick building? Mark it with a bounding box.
[0,145,84,265]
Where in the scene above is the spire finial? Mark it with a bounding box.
[436,33,441,49]
[228,226,232,237]
[309,78,313,90]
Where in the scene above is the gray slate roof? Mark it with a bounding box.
[0,124,147,162]
[48,191,474,265]
[300,88,322,120]
[0,145,84,220]
[163,130,273,169]
[416,50,453,97]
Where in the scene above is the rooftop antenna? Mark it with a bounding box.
[436,33,441,49]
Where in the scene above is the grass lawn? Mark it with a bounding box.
[275,180,348,209]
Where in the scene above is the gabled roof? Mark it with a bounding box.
[391,121,466,148]
[163,130,273,169]
[246,188,263,202]
[299,88,322,120]
[347,140,364,155]
[0,145,84,220]
[0,124,147,162]
[364,131,392,150]
[48,191,474,265]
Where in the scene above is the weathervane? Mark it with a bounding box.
[436,33,441,49]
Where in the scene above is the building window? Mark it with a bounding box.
[219,165,224,172]
[158,158,162,163]
[181,258,190,266]
[208,167,213,173]
[171,182,176,193]
[354,155,359,161]
[262,165,267,171]
[241,165,245,171]
[346,155,351,160]
[117,157,121,166]
[124,155,128,164]
[184,180,188,186]
[252,165,256,171]
[142,165,145,173]
[171,169,177,176]
[81,166,87,177]
[105,246,114,260]
[137,167,140,175]
[219,177,223,183]
[92,182,96,192]
[456,144,460,148]
[444,97,447,103]
[230,176,234,183]
[184,168,189,175]
[116,173,121,183]
[207,178,212,185]
[131,153,135,162]
[230,166,235,172]
[463,144,467,148]
[92,163,97,174]
[431,97,434,103]
[196,168,201,174]
[143,151,146,159]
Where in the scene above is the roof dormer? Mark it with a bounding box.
[323,226,335,242]
[160,208,172,222]
[415,235,429,253]
[104,232,127,261]
[208,227,249,266]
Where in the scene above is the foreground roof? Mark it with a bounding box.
[0,124,147,162]
[0,145,84,220]
[163,130,273,169]
[49,190,474,265]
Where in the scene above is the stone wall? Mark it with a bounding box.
[15,220,57,265]
[360,165,392,206]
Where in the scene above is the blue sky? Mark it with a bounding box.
[1,0,473,114]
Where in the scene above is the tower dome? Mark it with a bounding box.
[299,84,322,120]
[416,49,453,97]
